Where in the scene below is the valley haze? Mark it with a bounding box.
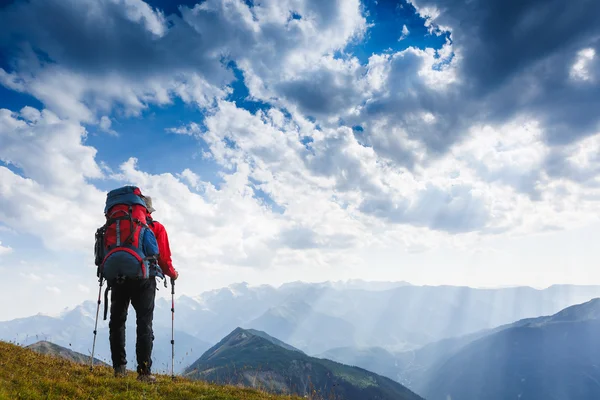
[3,280,600,375]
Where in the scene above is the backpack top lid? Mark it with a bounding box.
[104,185,148,214]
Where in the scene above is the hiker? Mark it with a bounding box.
[95,186,178,383]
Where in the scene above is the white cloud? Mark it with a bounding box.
[570,48,596,82]
[114,157,284,270]
[0,107,106,251]
[0,242,11,256]
[167,123,203,137]
[0,64,227,122]
[99,116,117,136]
[178,168,202,190]
[0,0,366,122]
[0,107,103,189]
[115,0,167,37]
[399,24,410,41]
[452,119,547,195]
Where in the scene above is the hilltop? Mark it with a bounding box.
[0,340,301,400]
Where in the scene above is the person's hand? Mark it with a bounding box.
[172,270,179,281]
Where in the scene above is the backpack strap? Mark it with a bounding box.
[103,285,111,321]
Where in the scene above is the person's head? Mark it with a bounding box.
[141,195,156,214]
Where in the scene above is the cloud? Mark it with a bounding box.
[0,102,367,274]
[0,242,12,256]
[359,183,491,233]
[351,45,462,164]
[20,272,41,281]
[167,122,203,137]
[0,107,105,251]
[0,107,102,189]
[46,286,61,294]
[177,168,202,191]
[275,56,366,118]
[0,0,366,122]
[199,97,600,240]
[407,0,600,147]
[99,116,118,136]
[2,0,598,181]
[398,24,410,41]
[268,0,600,197]
[0,0,599,282]
[570,48,596,82]
[201,101,492,235]
[452,119,547,198]
[0,0,232,121]
[114,157,285,269]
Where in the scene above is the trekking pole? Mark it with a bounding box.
[90,275,104,371]
[171,277,175,381]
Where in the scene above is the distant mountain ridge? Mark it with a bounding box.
[185,327,424,400]
[321,297,600,398]
[420,297,600,400]
[246,300,356,354]
[4,281,600,372]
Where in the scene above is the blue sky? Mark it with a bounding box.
[0,0,599,319]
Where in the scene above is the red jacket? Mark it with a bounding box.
[147,217,177,279]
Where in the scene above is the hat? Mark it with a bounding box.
[142,195,156,213]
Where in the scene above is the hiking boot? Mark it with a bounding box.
[114,365,127,378]
[137,373,157,384]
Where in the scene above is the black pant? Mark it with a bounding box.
[109,278,156,374]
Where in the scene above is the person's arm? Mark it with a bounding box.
[152,221,178,279]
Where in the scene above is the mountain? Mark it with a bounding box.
[421,298,600,400]
[322,297,600,394]
[184,327,424,400]
[0,300,211,374]
[244,328,305,353]
[240,282,600,353]
[26,340,110,368]
[5,281,600,367]
[246,300,356,354]
[297,279,412,291]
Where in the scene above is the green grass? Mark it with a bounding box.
[0,340,303,400]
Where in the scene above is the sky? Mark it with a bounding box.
[0,0,599,320]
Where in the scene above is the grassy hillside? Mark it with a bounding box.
[0,340,301,400]
[26,340,111,368]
